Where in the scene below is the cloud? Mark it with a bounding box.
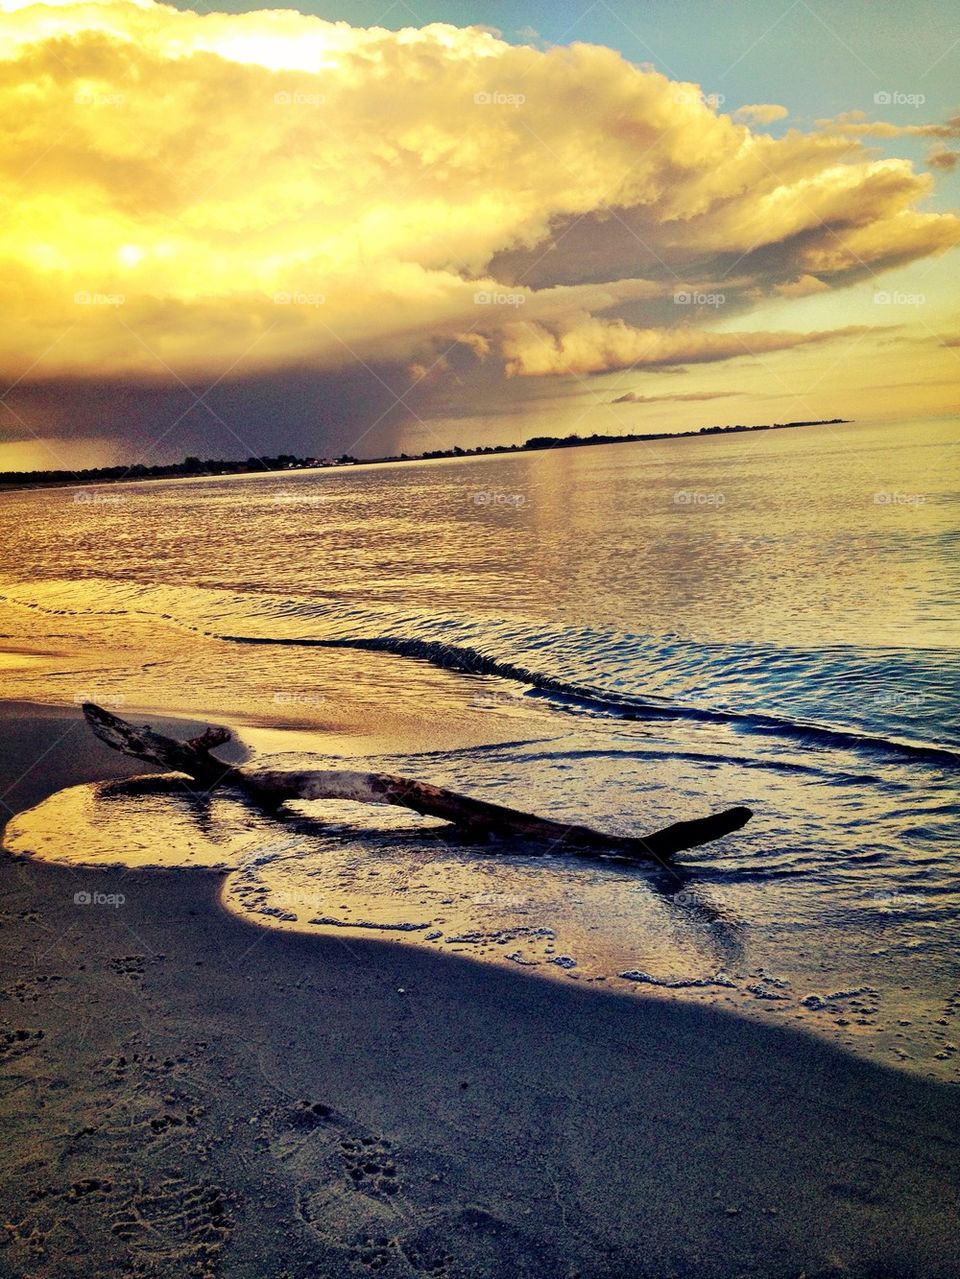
[500,318,877,377]
[0,0,957,408]
[774,274,830,297]
[816,110,960,140]
[733,103,789,125]
[927,145,960,171]
[610,390,743,404]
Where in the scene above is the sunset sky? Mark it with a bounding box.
[1,0,958,469]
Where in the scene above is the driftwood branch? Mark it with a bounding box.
[82,703,751,862]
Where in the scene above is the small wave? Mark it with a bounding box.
[2,577,957,767]
[215,632,959,766]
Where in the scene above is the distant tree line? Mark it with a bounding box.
[0,453,359,489]
[0,421,847,490]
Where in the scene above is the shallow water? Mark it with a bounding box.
[1,418,958,1080]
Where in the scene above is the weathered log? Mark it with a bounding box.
[81,703,751,862]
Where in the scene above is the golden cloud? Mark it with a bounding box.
[609,390,743,404]
[0,0,958,387]
[774,274,831,298]
[817,110,960,140]
[499,318,878,378]
[927,145,959,172]
[732,103,789,125]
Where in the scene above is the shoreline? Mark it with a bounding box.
[2,702,960,1276]
[0,417,853,496]
[5,694,960,1081]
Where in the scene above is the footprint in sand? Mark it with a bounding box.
[0,1026,44,1064]
[268,1100,567,1278]
[108,954,147,983]
[4,973,64,1003]
[109,1177,232,1271]
[279,1105,406,1232]
[251,1098,416,1271]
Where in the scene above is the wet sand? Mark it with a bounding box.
[1,703,960,1278]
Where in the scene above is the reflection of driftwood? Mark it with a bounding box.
[82,704,751,862]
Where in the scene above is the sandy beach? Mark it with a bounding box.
[1,702,959,1279]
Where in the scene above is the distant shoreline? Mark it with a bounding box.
[0,417,849,492]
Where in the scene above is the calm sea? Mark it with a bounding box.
[1,417,958,1079]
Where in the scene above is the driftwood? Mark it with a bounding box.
[82,703,751,863]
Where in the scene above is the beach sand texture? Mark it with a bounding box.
[2,705,960,1278]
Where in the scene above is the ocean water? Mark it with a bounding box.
[1,418,958,1080]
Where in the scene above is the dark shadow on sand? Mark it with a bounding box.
[1,704,959,1278]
